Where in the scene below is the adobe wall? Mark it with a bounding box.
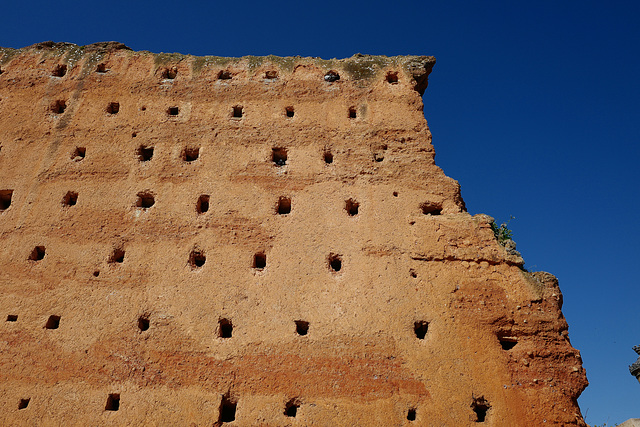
[0,42,587,426]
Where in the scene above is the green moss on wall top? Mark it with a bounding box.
[341,55,396,80]
[0,48,18,65]
[0,42,436,85]
[192,56,239,74]
[153,52,188,67]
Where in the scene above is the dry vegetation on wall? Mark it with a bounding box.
[0,42,587,425]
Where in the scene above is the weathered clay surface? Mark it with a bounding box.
[0,42,587,426]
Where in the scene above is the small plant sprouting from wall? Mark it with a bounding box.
[490,216,514,246]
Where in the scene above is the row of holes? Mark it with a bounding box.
[45,63,400,85]
[14,394,445,424]
[69,145,336,165]
[4,312,519,351]
[2,190,441,216]
[13,393,489,423]
[3,143,386,166]
[21,247,423,282]
[50,101,361,119]
[24,245,345,273]
[9,313,426,339]
[24,246,411,282]
[1,142,395,165]
[19,249,468,290]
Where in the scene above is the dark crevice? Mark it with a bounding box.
[189,250,206,269]
[136,192,155,208]
[471,396,490,422]
[138,315,150,331]
[253,252,266,269]
[197,195,210,213]
[277,197,291,215]
[295,320,309,336]
[106,102,119,114]
[414,321,428,339]
[105,393,120,411]
[45,315,60,329]
[284,398,300,417]
[217,393,236,424]
[109,248,125,264]
[407,408,416,421]
[29,246,46,261]
[219,319,233,338]
[272,147,287,166]
[328,254,342,272]
[0,190,13,211]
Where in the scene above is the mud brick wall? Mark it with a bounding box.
[0,42,587,426]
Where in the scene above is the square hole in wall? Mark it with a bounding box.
[196,195,210,214]
[6,314,18,322]
[324,70,340,82]
[138,315,150,332]
[414,321,429,339]
[265,70,278,79]
[45,315,60,329]
[471,396,490,422]
[52,64,67,77]
[161,67,177,79]
[96,63,108,73]
[189,249,206,269]
[345,199,359,216]
[386,71,399,84]
[284,398,300,417]
[253,252,266,270]
[498,334,518,351]
[29,246,46,261]
[323,150,333,164]
[106,102,119,114]
[295,320,309,336]
[0,189,13,211]
[62,191,78,207]
[218,393,236,423]
[277,196,291,215]
[285,106,294,118]
[217,70,232,80]
[420,202,442,216]
[272,147,287,166]
[109,248,125,264]
[167,106,179,116]
[218,318,233,338]
[232,105,243,118]
[18,398,30,410]
[71,147,85,161]
[182,147,200,162]
[348,107,357,119]
[136,192,155,208]
[407,408,416,421]
[105,393,120,411]
[50,100,66,114]
[137,145,154,162]
[328,254,342,272]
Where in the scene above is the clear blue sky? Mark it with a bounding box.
[2,1,638,424]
